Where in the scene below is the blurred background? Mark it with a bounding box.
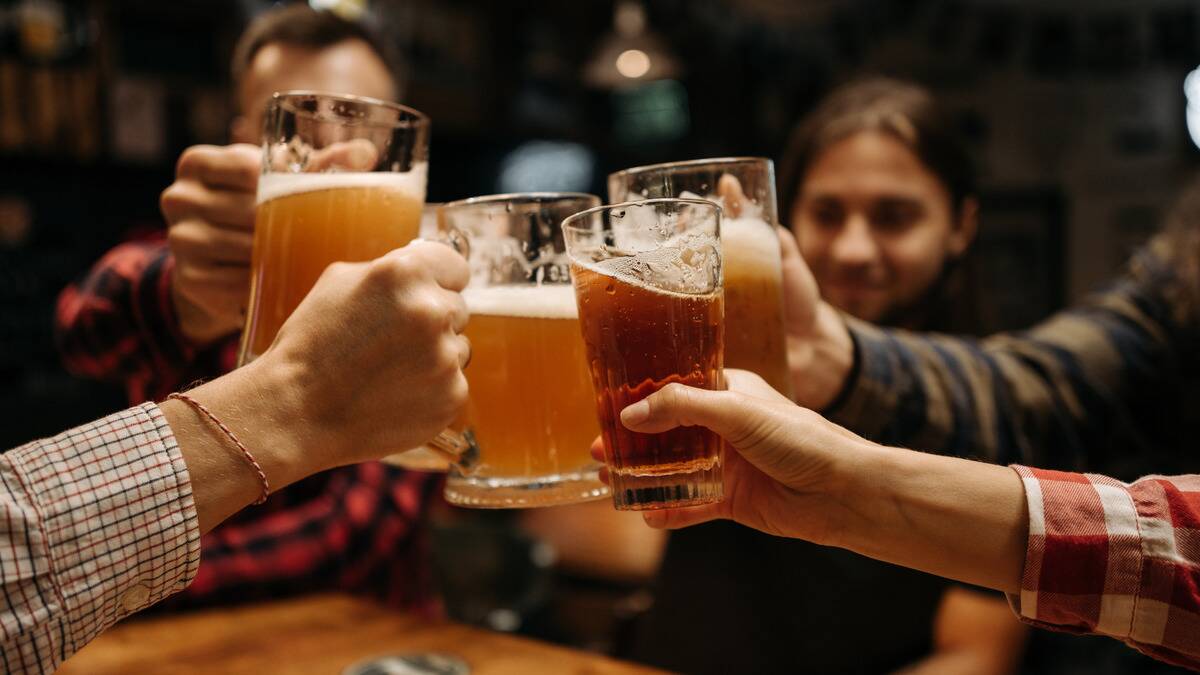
[1,0,1197,671]
[6,0,1200,444]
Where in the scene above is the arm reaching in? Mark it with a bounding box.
[3,240,470,672]
[606,370,1200,669]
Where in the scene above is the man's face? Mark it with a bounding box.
[791,131,972,324]
[232,38,397,144]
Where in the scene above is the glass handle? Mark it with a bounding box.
[425,427,479,470]
[437,225,470,259]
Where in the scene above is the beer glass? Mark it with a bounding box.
[608,158,792,398]
[439,193,609,508]
[238,91,430,365]
[562,199,725,511]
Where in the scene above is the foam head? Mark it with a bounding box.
[256,163,428,205]
[463,284,579,319]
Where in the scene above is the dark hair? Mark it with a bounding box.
[231,4,403,94]
[778,77,976,219]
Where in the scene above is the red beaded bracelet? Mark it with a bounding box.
[167,392,271,505]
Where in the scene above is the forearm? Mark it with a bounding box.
[833,445,1028,593]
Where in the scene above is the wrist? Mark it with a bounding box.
[814,435,887,551]
[183,359,329,492]
[170,272,238,347]
[790,301,854,409]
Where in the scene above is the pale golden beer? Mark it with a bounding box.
[240,172,425,363]
[237,91,430,366]
[720,216,790,396]
[608,158,793,397]
[456,286,599,479]
[437,193,608,508]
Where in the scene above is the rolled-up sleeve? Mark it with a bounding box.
[1009,465,1200,670]
[0,403,201,673]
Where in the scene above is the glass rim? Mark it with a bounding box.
[560,197,722,233]
[441,192,601,211]
[608,156,771,181]
[270,90,430,129]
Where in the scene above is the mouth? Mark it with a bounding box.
[824,280,885,297]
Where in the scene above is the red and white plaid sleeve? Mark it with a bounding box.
[0,403,200,674]
[1010,465,1200,670]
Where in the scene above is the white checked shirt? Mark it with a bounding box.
[0,403,200,674]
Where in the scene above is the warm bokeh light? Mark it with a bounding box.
[615,49,651,79]
[1186,65,1200,150]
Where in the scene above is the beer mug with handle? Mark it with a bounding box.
[432,193,610,508]
[240,90,430,365]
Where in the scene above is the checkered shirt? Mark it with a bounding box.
[1011,465,1200,670]
[55,237,441,613]
[0,403,200,674]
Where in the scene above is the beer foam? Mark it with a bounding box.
[463,284,579,319]
[679,189,766,224]
[722,216,783,274]
[256,163,428,204]
[583,250,721,300]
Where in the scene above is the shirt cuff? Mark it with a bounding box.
[1007,465,1150,639]
[8,402,201,654]
[156,251,201,363]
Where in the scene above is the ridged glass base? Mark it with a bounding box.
[608,461,724,511]
[444,468,609,508]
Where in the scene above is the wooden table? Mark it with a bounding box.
[58,594,667,674]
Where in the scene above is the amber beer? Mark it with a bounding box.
[445,285,601,504]
[564,199,725,511]
[239,171,424,363]
[608,158,792,397]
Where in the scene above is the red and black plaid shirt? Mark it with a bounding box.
[1011,465,1200,670]
[54,237,441,614]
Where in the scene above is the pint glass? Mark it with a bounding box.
[608,158,791,397]
[238,91,430,365]
[562,199,725,511]
[440,193,608,508]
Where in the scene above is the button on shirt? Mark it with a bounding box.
[0,403,199,674]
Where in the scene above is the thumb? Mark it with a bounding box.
[716,173,748,218]
[308,138,380,172]
[620,383,766,447]
[777,225,818,329]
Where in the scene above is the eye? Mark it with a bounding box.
[870,200,922,232]
[807,199,844,230]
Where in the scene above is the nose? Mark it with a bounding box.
[829,216,878,268]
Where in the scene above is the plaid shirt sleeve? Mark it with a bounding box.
[55,239,209,403]
[826,239,1196,474]
[0,403,201,674]
[1010,465,1200,670]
